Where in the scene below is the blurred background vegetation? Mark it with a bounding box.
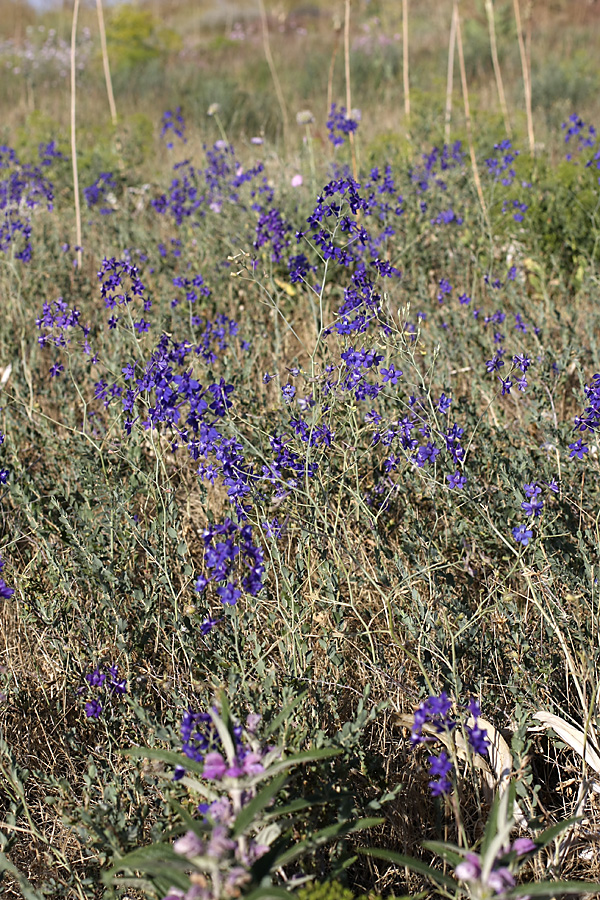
[1,0,600,176]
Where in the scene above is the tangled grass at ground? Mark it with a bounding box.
[2,73,600,899]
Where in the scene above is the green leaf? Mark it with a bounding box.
[263,797,317,820]
[233,747,342,792]
[245,886,292,900]
[169,798,207,837]
[179,775,220,802]
[120,746,206,777]
[209,705,237,763]
[357,847,458,890]
[0,852,46,900]
[505,882,600,898]
[273,818,383,869]
[480,780,517,880]
[103,842,191,889]
[232,771,288,838]
[263,692,309,740]
[534,816,582,848]
[421,839,465,868]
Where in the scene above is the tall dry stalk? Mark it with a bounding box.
[485,0,512,138]
[513,0,534,155]
[326,17,342,117]
[344,0,358,181]
[96,0,117,127]
[444,4,458,144]
[258,0,289,151]
[455,3,488,225]
[70,0,82,269]
[402,0,410,123]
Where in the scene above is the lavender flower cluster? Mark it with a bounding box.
[161,709,272,900]
[455,838,537,896]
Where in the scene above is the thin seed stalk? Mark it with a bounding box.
[70,0,82,269]
[344,0,358,182]
[402,0,410,123]
[445,4,458,144]
[455,4,488,226]
[258,0,289,152]
[485,0,512,137]
[96,0,117,127]
[513,0,534,155]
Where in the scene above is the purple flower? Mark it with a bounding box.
[428,750,453,795]
[85,668,106,687]
[512,837,537,856]
[521,497,543,517]
[447,470,467,490]
[381,365,401,385]
[110,676,127,695]
[569,438,589,459]
[203,751,227,780]
[217,582,241,606]
[208,824,235,857]
[455,853,482,882]
[0,579,14,599]
[487,867,515,893]
[242,750,265,776]
[412,692,455,744]
[85,699,102,719]
[173,830,204,858]
[512,524,533,546]
[326,103,360,146]
[200,617,220,635]
[281,384,296,403]
[437,393,452,414]
[466,722,489,756]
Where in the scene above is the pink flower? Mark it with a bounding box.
[487,867,515,893]
[512,837,536,855]
[173,830,204,858]
[203,751,227,780]
[242,751,264,776]
[290,174,303,187]
[455,853,481,882]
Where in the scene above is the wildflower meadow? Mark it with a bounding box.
[2,0,600,897]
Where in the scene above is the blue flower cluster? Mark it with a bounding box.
[512,480,558,547]
[152,141,268,225]
[485,139,519,186]
[82,663,128,718]
[179,707,263,772]
[411,693,489,796]
[0,141,62,262]
[0,551,14,600]
[36,296,92,372]
[83,172,117,214]
[326,103,360,147]
[571,371,600,460]
[161,106,187,149]
[194,518,264,602]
